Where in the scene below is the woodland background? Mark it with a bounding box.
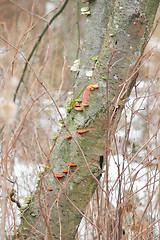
[0,0,160,239]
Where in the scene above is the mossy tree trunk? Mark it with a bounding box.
[15,0,159,239]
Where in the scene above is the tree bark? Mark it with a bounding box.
[15,0,159,239]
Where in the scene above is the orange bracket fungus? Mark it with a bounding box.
[63,169,69,174]
[92,83,99,89]
[48,187,53,191]
[74,103,81,107]
[82,84,99,104]
[74,106,83,111]
[90,87,95,91]
[65,136,72,140]
[53,174,64,179]
[76,129,89,134]
[67,163,77,167]
[82,103,89,107]
[87,84,93,90]
[87,83,99,91]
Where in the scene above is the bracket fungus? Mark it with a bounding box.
[87,84,99,91]
[65,136,72,140]
[67,163,77,167]
[82,103,89,107]
[53,174,64,179]
[74,106,83,111]
[76,129,89,134]
[74,103,81,107]
[63,169,69,174]
[81,7,91,16]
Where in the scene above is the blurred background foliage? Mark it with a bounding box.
[0,1,160,239]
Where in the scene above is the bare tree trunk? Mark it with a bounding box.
[15,0,159,239]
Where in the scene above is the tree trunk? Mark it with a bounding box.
[15,0,159,239]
